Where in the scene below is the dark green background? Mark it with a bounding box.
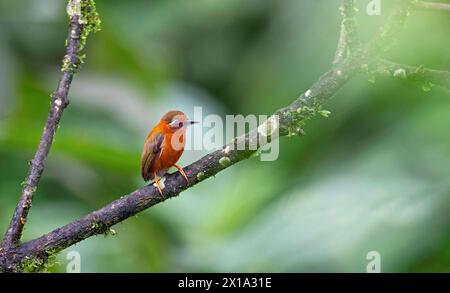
[1,0,450,272]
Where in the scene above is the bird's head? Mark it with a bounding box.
[160,110,198,133]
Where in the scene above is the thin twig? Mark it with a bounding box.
[416,1,450,11]
[372,58,450,90]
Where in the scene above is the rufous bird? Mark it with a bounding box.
[141,110,197,195]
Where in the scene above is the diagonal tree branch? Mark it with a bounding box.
[0,61,357,271]
[13,62,358,267]
[7,1,362,267]
[0,0,100,268]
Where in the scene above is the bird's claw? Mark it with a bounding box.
[174,164,189,184]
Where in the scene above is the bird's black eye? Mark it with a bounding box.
[178,122,183,127]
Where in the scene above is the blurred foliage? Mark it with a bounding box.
[1,0,450,272]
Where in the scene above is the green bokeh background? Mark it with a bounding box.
[1,0,450,272]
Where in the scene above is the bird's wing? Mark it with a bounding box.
[141,131,164,181]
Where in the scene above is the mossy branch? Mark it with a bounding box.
[334,0,361,65]
[0,0,100,271]
[11,62,357,267]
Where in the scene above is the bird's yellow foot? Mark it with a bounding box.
[153,172,163,195]
[174,164,189,184]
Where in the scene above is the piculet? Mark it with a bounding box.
[140,110,197,195]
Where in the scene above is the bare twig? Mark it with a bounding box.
[372,58,450,90]
[416,1,450,11]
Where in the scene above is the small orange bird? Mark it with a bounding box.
[141,110,197,195]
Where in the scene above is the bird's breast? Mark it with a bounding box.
[154,132,185,171]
